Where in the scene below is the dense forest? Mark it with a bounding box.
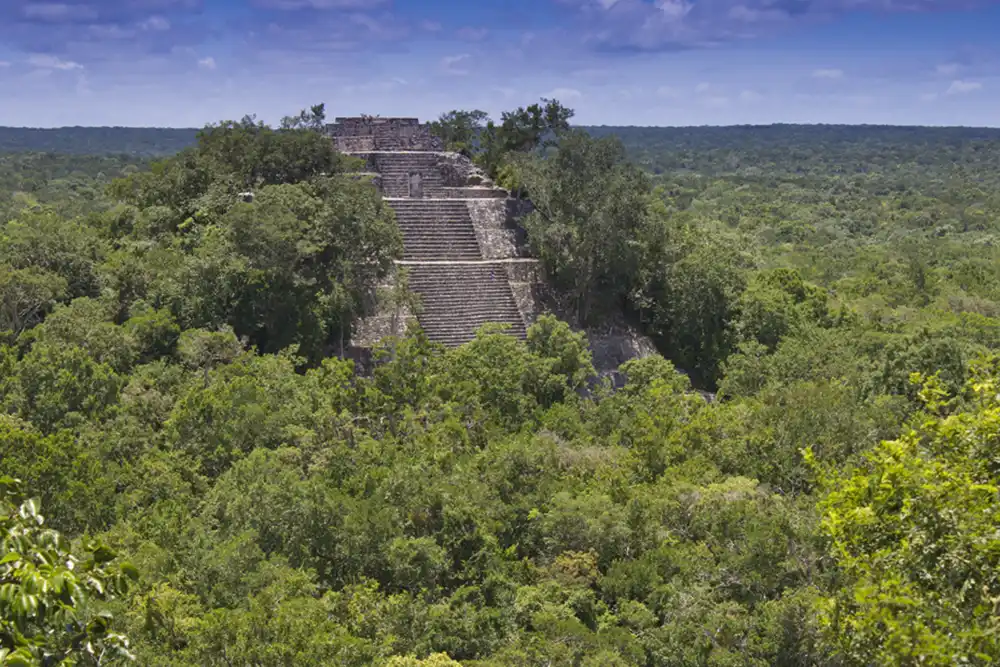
[0,127,198,157]
[3,105,1000,665]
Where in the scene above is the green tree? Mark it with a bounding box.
[477,99,574,179]
[811,360,1000,665]
[428,110,490,156]
[519,131,650,324]
[105,107,399,360]
[0,268,67,337]
[1,477,137,666]
[279,103,327,132]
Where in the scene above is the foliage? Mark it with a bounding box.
[429,99,574,180]
[810,362,1000,665]
[0,128,196,157]
[517,131,651,324]
[1,477,137,666]
[3,110,1000,664]
[279,103,327,132]
[95,108,401,361]
[428,110,490,156]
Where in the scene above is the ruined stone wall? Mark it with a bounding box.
[332,117,420,135]
[328,117,443,151]
[434,152,491,187]
[351,269,419,348]
[336,136,375,152]
[467,199,531,260]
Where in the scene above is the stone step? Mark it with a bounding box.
[396,223,475,230]
[401,234,480,242]
[403,249,481,261]
[394,215,469,221]
[391,206,471,212]
[378,162,443,168]
[410,292,519,301]
[375,157,441,165]
[392,213,472,220]
[377,169,443,176]
[401,239,480,248]
[406,264,527,346]
[381,190,453,198]
[390,199,480,262]
[392,214,467,220]
[401,234,478,239]
[390,203,469,210]
[390,199,467,205]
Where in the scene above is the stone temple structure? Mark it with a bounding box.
[334,116,656,372]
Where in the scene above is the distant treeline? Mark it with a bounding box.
[0,126,199,156]
[5,123,1000,163]
[585,124,1000,175]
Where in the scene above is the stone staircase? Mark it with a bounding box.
[372,126,403,150]
[335,116,532,349]
[373,153,446,197]
[406,264,528,346]
[389,199,482,261]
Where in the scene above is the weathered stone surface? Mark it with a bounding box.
[343,117,658,374]
[509,280,544,325]
[352,271,418,347]
[353,309,417,347]
[434,152,494,187]
[467,199,531,260]
[440,187,506,199]
[336,136,375,152]
[587,327,659,374]
[504,260,543,284]
[329,117,443,151]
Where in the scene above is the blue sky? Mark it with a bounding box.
[0,0,998,127]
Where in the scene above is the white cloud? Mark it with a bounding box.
[739,89,763,102]
[22,2,98,22]
[919,92,939,102]
[656,85,680,99]
[0,61,10,68]
[544,87,583,100]
[695,81,711,93]
[27,54,83,70]
[197,57,217,70]
[727,5,787,22]
[947,79,982,95]
[656,0,693,19]
[441,54,471,75]
[140,15,171,31]
[935,63,959,76]
[254,0,390,8]
[420,20,442,31]
[812,68,844,79]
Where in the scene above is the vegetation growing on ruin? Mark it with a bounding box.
[4,105,1000,665]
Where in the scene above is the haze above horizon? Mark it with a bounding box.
[1,0,998,128]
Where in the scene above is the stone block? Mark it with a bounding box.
[440,187,505,199]
[467,199,531,259]
[330,117,443,151]
[505,261,544,284]
[434,152,494,187]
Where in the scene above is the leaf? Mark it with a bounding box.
[91,544,117,565]
[2,649,34,667]
[119,561,139,581]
